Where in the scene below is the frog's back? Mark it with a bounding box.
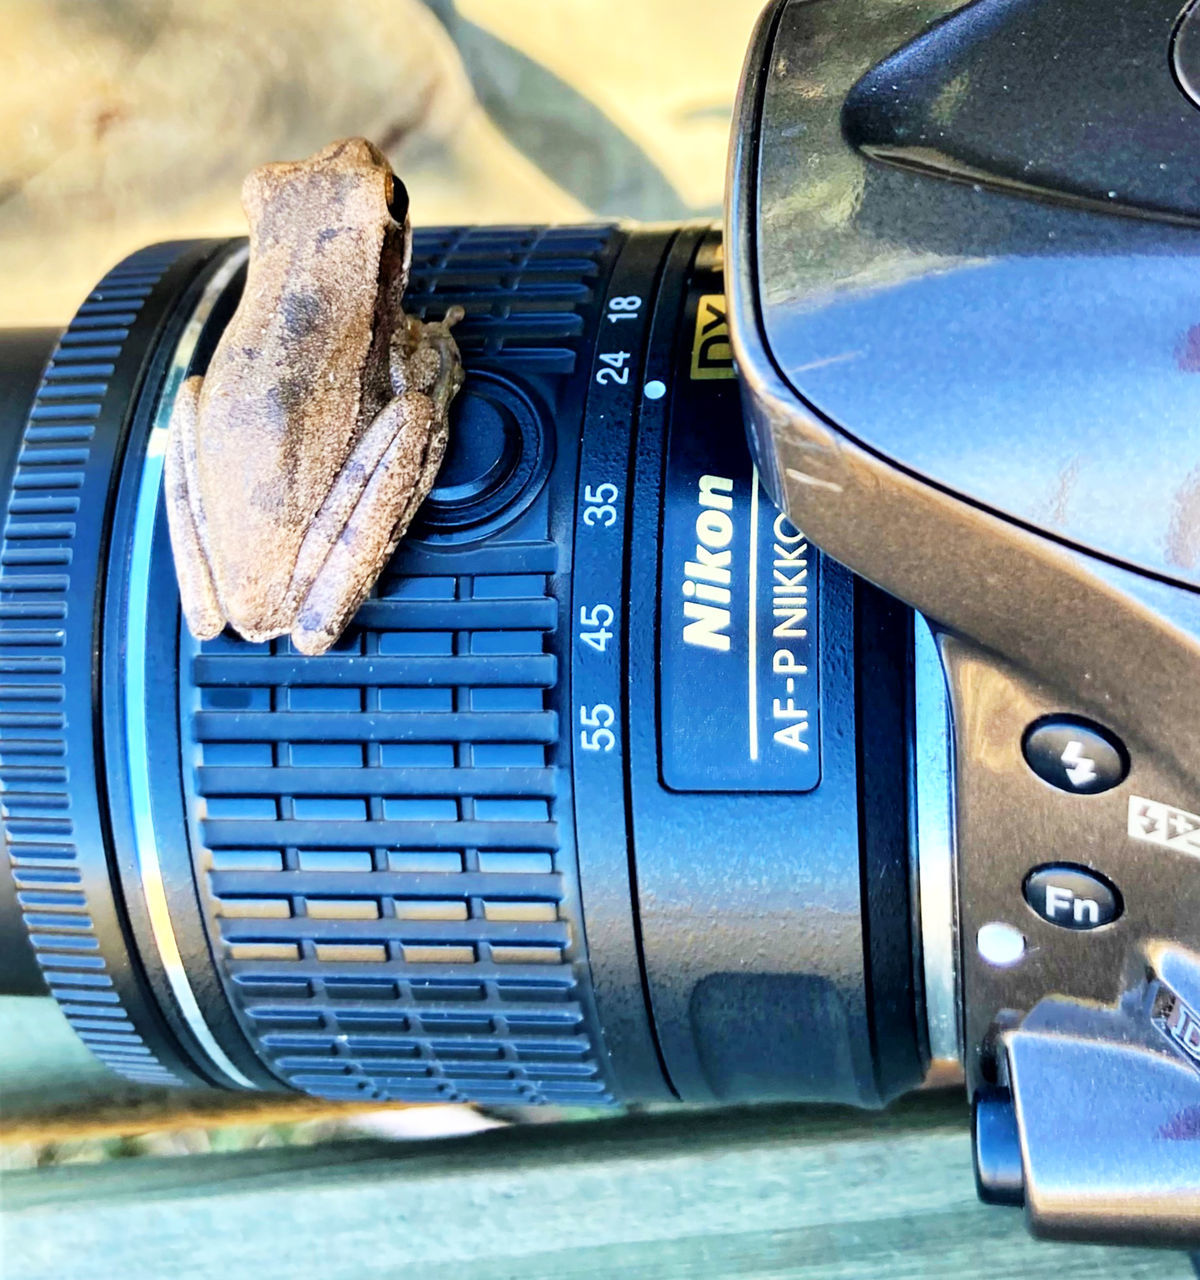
[190,138,405,635]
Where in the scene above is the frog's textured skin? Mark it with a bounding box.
[165,137,463,656]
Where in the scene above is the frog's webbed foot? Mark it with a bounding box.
[389,306,465,396]
[164,376,225,641]
[288,388,449,656]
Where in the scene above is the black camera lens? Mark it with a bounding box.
[0,226,926,1107]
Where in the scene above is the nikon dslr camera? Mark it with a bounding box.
[1,0,1197,1248]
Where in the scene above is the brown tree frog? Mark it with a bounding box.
[164,136,463,656]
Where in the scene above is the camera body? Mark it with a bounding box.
[1,0,1198,1251]
[730,0,1200,1243]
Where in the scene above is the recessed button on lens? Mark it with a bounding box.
[1024,864,1121,931]
[1022,717,1128,795]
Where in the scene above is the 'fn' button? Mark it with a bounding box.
[1023,864,1122,931]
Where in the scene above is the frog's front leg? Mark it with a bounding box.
[164,375,226,641]
[288,389,448,656]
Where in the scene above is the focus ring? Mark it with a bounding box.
[175,226,623,1103]
[0,243,222,1086]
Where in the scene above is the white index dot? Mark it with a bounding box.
[977,921,1026,968]
[644,380,666,400]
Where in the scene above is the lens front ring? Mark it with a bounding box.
[0,241,243,1088]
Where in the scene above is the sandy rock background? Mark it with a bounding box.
[2,0,762,327]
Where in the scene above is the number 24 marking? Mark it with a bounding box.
[596,350,630,386]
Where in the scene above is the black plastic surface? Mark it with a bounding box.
[658,282,821,795]
[974,1091,1025,1207]
[847,0,1200,222]
[568,227,679,1101]
[416,370,553,541]
[1171,0,1200,114]
[752,0,1200,593]
[854,579,924,1098]
[628,234,921,1106]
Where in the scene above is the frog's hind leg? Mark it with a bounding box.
[164,376,225,640]
[289,389,448,656]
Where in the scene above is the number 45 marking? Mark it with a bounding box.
[578,603,614,653]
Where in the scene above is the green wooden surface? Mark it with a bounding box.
[3,1092,1192,1280]
[2,999,1194,1277]
[0,996,372,1139]
[0,996,197,1114]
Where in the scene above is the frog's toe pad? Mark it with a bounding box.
[189,613,227,642]
[290,614,342,657]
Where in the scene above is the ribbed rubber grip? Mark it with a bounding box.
[0,244,215,1086]
[179,226,621,1104]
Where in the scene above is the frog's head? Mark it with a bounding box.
[241,137,409,251]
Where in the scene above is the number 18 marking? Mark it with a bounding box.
[606,296,642,323]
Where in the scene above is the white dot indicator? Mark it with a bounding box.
[977,921,1026,968]
[644,380,666,400]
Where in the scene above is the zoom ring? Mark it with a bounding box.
[180,226,622,1104]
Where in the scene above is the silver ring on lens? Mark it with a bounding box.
[124,245,256,1090]
[912,614,961,1069]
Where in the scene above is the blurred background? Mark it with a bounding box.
[2,0,763,325]
[0,0,762,1162]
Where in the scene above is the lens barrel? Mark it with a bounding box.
[0,225,926,1106]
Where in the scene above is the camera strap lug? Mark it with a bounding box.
[991,945,1200,1245]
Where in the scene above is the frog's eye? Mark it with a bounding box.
[386,174,410,227]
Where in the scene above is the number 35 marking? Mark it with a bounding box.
[582,482,619,528]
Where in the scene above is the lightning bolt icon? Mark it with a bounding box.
[1060,739,1098,788]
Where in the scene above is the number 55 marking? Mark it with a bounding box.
[579,703,616,753]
